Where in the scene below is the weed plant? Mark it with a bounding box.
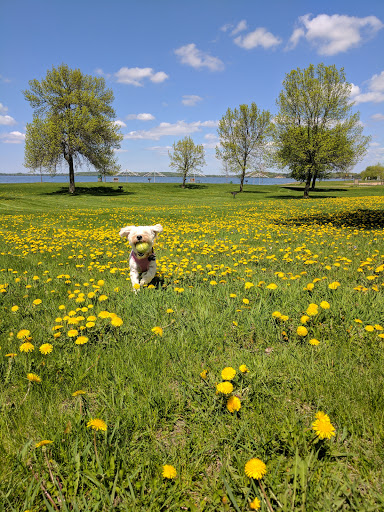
[0,182,383,511]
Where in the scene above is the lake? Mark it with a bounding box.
[0,174,294,186]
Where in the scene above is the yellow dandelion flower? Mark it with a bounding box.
[244,458,267,480]
[39,343,53,355]
[133,283,141,290]
[86,322,95,328]
[98,295,108,302]
[328,281,340,290]
[20,342,34,353]
[239,364,249,373]
[374,324,383,330]
[97,280,105,286]
[243,298,250,305]
[250,497,261,510]
[72,389,86,396]
[244,282,254,290]
[229,293,237,298]
[227,395,241,413]
[280,315,289,322]
[11,305,19,312]
[216,382,234,395]
[86,418,107,431]
[27,373,41,383]
[17,329,31,340]
[166,308,174,313]
[320,301,330,309]
[272,311,281,318]
[297,326,308,337]
[301,315,310,324]
[312,417,336,440]
[75,336,89,345]
[32,299,42,305]
[309,338,320,346]
[67,329,79,337]
[200,369,208,379]
[306,304,318,316]
[35,440,53,448]
[162,464,177,479]
[98,311,110,319]
[5,353,17,358]
[221,367,236,381]
[111,317,123,327]
[152,326,163,336]
[354,319,362,324]
[315,411,330,422]
[266,283,277,289]
[365,325,374,332]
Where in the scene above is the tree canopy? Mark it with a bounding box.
[168,136,206,188]
[24,64,122,193]
[274,63,370,198]
[360,163,384,181]
[216,103,273,192]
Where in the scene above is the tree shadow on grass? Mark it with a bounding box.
[281,208,384,230]
[282,186,349,193]
[175,183,208,190]
[45,186,134,196]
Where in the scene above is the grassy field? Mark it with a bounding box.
[0,181,383,511]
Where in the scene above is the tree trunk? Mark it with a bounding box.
[182,171,186,188]
[303,170,312,199]
[239,170,245,192]
[68,154,76,194]
[310,169,318,190]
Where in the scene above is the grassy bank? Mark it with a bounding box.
[0,183,383,511]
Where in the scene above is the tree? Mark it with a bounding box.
[216,103,273,192]
[274,63,370,198]
[168,136,206,188]
[24,64,123,194]
[360,163,384,181]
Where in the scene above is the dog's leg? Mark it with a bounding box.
[139,261,157,286]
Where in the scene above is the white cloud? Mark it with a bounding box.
[371,113,384,121]
[124,120,218,140]
[287,14,383,55]
[234,27,282,50]
[126,113,155,121]
[114,120,127,127]
[231,20,248,36]
[174,44,224,71]
[203,133,219,149]
[0,114,16,125]
[0,102,9,114]
[351,71,384,104]
[146,145,172,155]
[182,95,203,106]
[0,131,25,143]
[115,67,169,86]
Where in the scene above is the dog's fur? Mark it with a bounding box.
[119,224,163,289]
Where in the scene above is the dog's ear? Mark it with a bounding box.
[119,226,134,239]
[151,224,163,236]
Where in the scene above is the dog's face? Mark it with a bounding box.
[119,224,163,258]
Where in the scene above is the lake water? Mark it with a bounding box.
[0,174,294,186]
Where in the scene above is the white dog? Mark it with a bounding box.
[119,224,163,289]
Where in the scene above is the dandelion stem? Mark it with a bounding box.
[93,431,98,463]
[20,381,31,405]
[258,480,274,512]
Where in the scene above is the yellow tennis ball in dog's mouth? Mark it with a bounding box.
[136,242,150,253]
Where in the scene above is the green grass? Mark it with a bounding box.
[0,182,384,511]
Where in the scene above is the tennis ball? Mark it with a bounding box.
[136,242,150,253]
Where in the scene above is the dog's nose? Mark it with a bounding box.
[137,235,142,241]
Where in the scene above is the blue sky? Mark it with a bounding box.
[1,0,384,174]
